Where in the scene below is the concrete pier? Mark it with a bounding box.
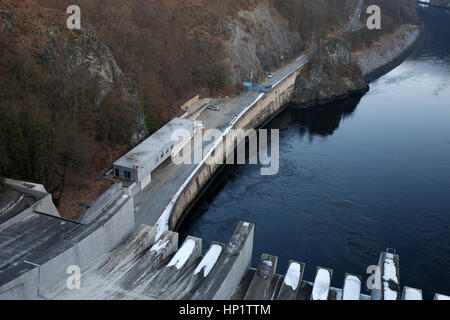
[243,254,278,300]
[277,261,305,300]
[342,273,362,300]
[311,267,333,300]
[371,250,401,300]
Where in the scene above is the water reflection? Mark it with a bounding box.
[269,96,362,141]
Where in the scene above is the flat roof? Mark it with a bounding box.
[114,117,194,168]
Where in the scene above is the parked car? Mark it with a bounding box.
[207,105,220,111]
[268,73,274,78]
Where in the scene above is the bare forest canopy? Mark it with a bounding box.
[0,0,420,217]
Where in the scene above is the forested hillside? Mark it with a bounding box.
[0,0,420,218]
[0,1,148,217]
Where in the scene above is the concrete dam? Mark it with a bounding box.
[1,12,448,298]
[0,178,448,300]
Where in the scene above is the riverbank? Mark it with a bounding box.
[289,24,424,109]
[355,24,423,82]
[290,36,369,109]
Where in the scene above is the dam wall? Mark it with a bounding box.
[167,67,302,232]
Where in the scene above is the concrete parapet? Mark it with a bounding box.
[243,254,278,300]
[371,250,400,300]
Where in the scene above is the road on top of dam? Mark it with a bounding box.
[133,54,310,229]
[133,0,364,229]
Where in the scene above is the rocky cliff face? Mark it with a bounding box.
[0,2,149,217]
[291,37,368,108]
[38,26,148,146]
[37,27,148,146]
[225,3,303,85]
[0,5,148,146]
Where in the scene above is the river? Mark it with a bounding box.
[179,10,450,299]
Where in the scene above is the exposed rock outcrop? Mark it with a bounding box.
[0,5,148,146]
[291,37,368,108]
[36,26,148,146]
[355,25,422,82]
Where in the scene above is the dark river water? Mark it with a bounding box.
[180,11,450,298]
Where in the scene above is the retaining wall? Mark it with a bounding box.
[168,68,301,231]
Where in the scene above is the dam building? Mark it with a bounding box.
[113,117,195,192]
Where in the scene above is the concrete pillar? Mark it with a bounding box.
[311,267,333,300]
[277,260,305,300]
[402,286,423,300]
[342,273,362,300]
[371,250,400,300]
[243,254,278,300]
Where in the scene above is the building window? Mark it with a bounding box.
[114,169,119,177]
[124,171,131,179]
[170,145,174,150]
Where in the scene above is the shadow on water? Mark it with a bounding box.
[181,95,363,231]
[269,95,362,139]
